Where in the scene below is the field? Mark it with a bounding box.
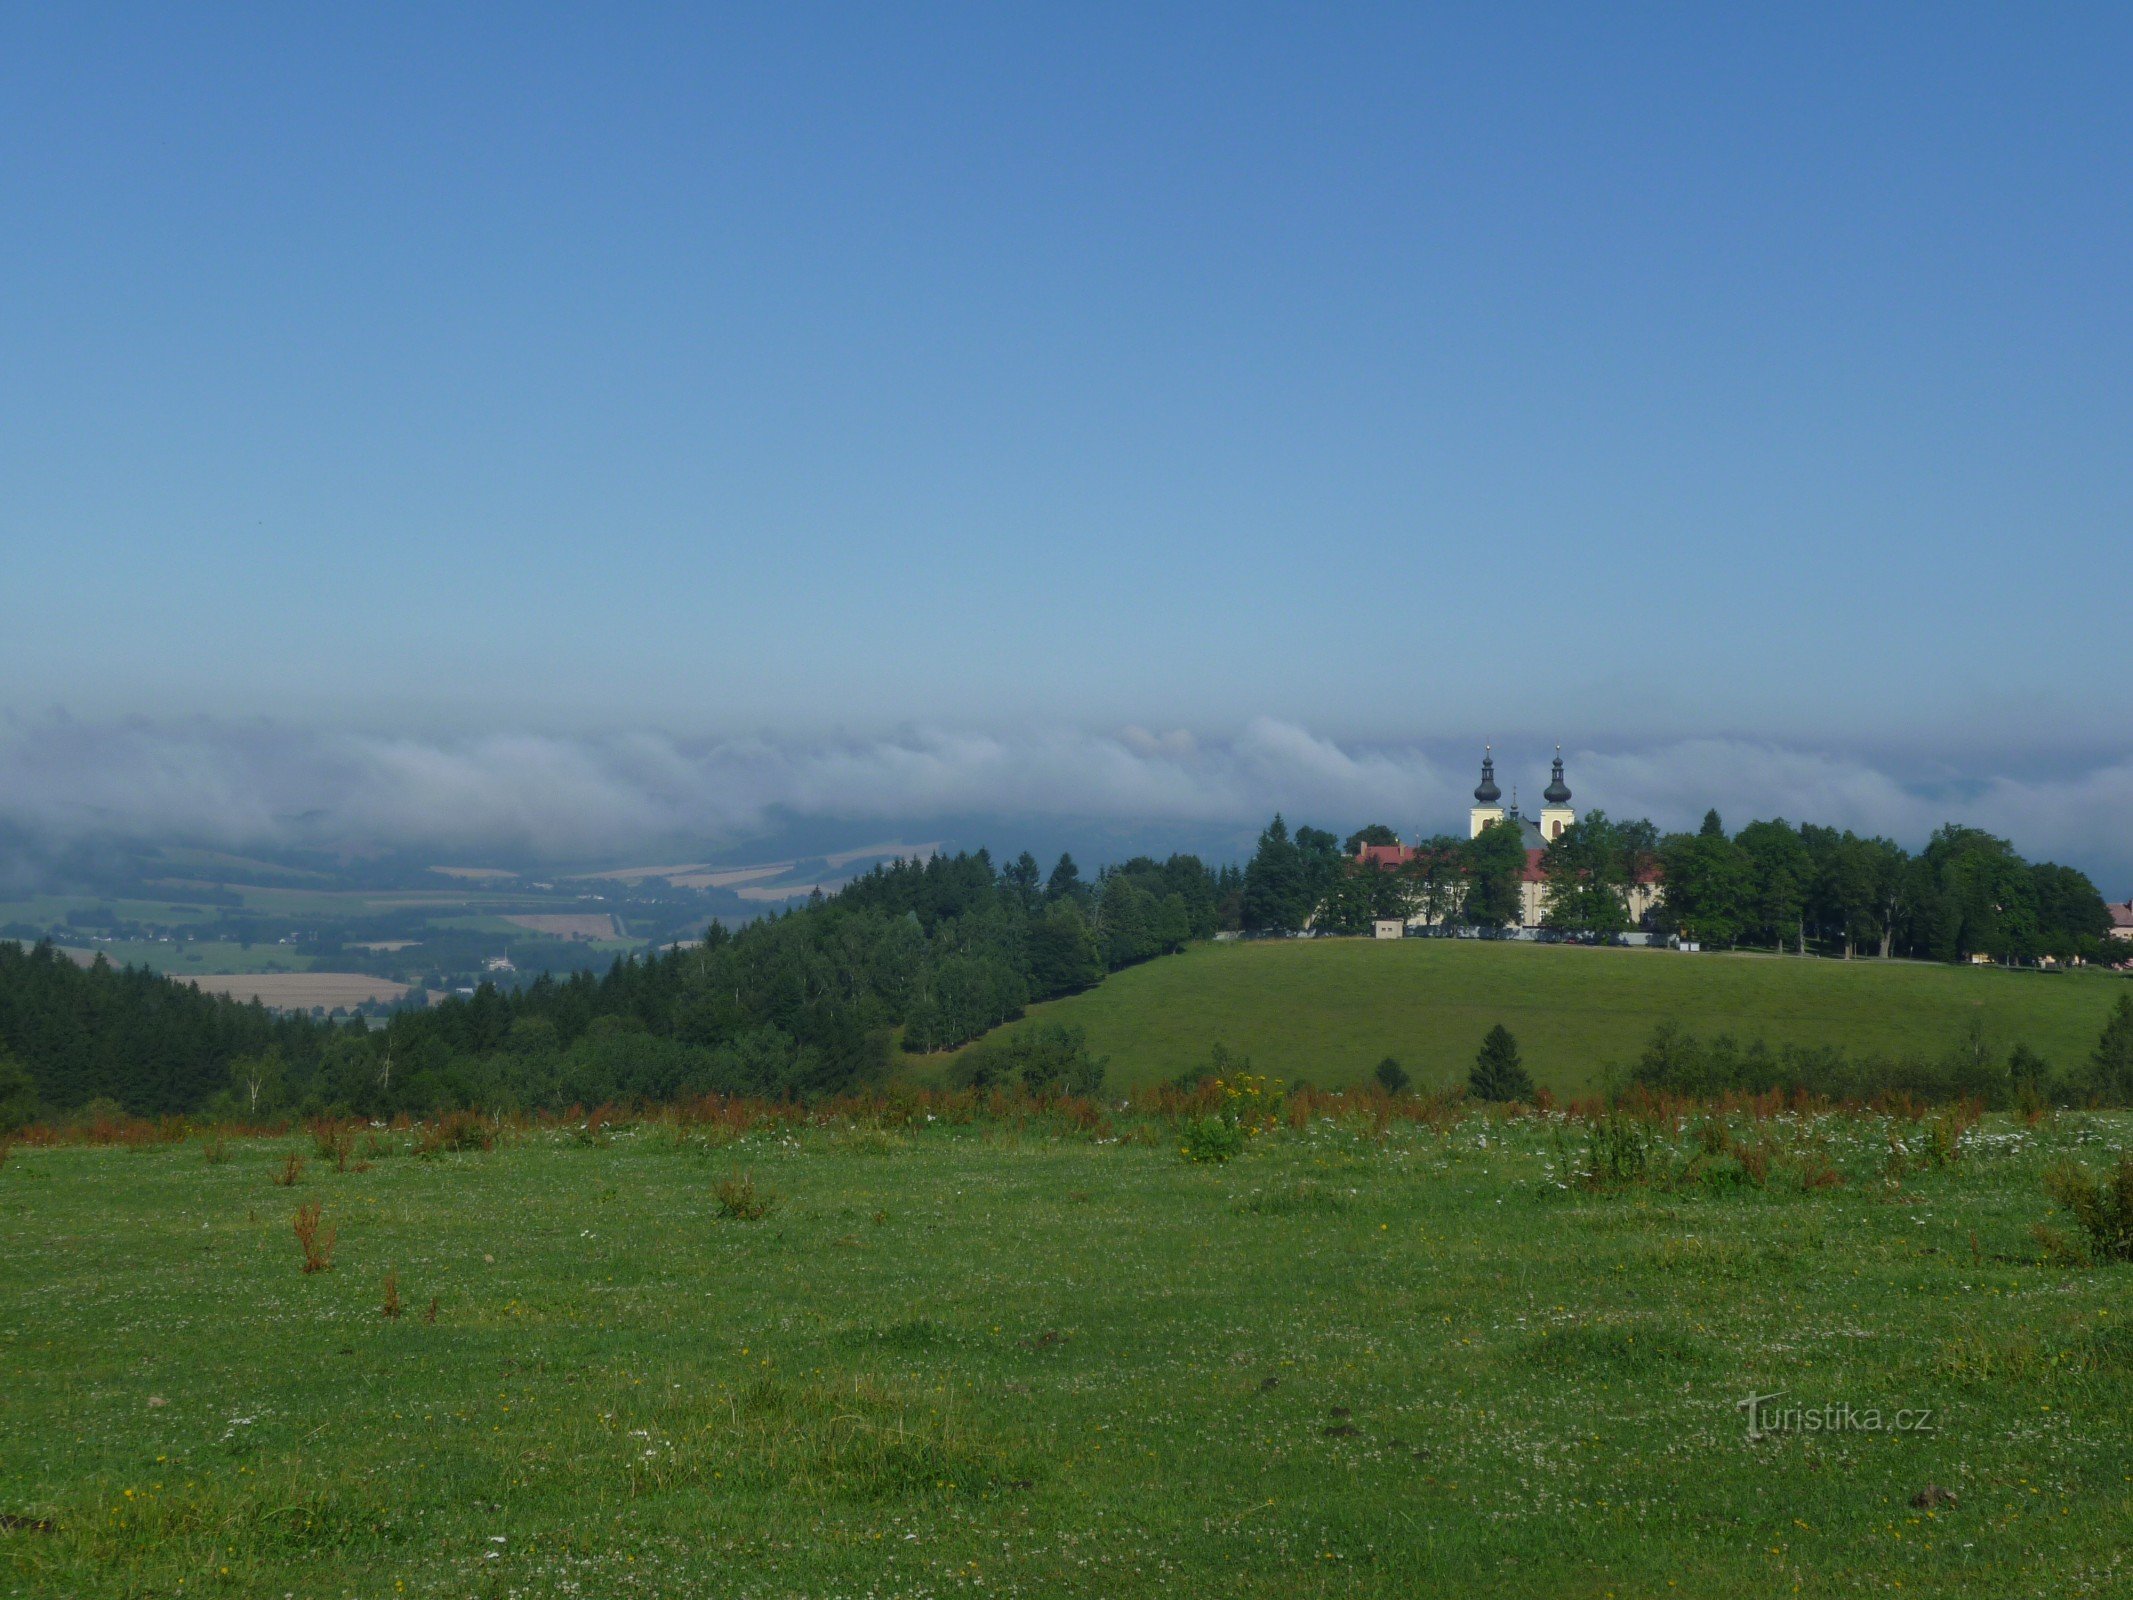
[948,940,2133,1092]
[179,973,413,1009]
[501,913,624,940]
[3,1106,2130,1597]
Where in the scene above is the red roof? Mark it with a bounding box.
[1355,843,1416,869]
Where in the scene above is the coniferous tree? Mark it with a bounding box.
[2093,993,2133,1103]
[1242,815,1309,932]
[1469,1024,1534,1102]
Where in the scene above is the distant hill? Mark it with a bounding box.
[938,938,2130,1093]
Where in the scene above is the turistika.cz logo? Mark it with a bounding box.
[1737,1390,1936,1441]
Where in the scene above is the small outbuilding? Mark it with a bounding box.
[1371,918,1406,940]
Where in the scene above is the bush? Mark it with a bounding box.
[1374,1057,1411,1095]
[952,1022,1107,1097]
[1469,1025,1534,1103]
[2043,1155,2133,1263]
[715,1172,777,1221]
[1179,1117,1247,1165]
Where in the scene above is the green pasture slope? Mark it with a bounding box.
[951,939,2131,1092]
[3,1114,2131,1596]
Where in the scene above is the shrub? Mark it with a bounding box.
[1575,1116,1653,1190]
[381,1270,403,1319]
[200,1133,230,1165]
[1374,1057,1411,1095]
[415,1111,496,1158]
[715,1172,777,1221]
[953,1022,1108,1097]
[291,1202,337,1273]
[2043,1154,2133,1263]
[1179,1116,1246,1165]
[272,1152,305,1187]
[1469,1025,1534,1103]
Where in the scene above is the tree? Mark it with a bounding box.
[1242,815,1310,933]
[1045,853,1086,905]
[1293,826,1347,925]
[1400,837,1469,928]
[1657,818,1752,947]
[1469,1025,1534,1102]
[229,1048,287,1119]
[1344,823,1399,854]
[0,1050,36,1133]
[1462,819,1528,929]
[1540,810,1631,939]
[1026,900,1104,997]
[1313,861,1379,935]
[1736,819,1812,954]
[2093,993,2133,1103]
[1002,851,1044,913]
[1374,1056,1411,1094]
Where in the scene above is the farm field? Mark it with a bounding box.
[947,939,2133,1093]
[2,1108,2129,1597]
[179,972,413,1009]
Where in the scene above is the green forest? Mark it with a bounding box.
[0,849,1230,1121]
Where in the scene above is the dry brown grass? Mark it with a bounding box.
[292,1203,336,1273]
[272,1152,304,1187]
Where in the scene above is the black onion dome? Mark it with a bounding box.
[1543,747,1571,805]
[1473,748,1501,805]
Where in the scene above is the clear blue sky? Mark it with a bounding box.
[3,4,2128,757]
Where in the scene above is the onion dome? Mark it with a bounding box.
[1473,746,1501,805]
[1543,745,1571,806]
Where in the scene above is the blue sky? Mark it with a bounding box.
[2,6,2129,872]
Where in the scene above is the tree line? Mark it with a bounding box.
[1238,807,2117,964]
[0,846,1231,1122]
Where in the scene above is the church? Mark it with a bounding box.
[1354,747,1663,932]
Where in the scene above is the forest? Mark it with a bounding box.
[0,848,1230,1121]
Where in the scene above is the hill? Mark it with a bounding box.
[943,938,2131,1092]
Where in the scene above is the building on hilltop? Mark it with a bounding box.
[2108,899,2133,942]
[1354,746,1663,933]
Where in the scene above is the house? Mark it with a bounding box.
[2109,900,2133,942]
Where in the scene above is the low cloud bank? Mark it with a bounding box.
[0,715,2126,886]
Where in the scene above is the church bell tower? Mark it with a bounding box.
[1468,746,1505,839]
[1539,745,1576,842]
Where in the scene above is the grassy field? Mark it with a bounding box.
[945,940,2133,1093]
[3,1108,2131,1597]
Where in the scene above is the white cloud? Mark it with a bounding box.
[0,713,2123,886]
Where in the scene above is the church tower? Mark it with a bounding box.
[1468,746,1505,839]
[1539,745,1576,842]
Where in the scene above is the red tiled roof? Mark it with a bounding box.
[1355,844,1415,868]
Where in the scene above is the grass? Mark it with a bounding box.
[943,939,2133,1092]
[3,1106,2132,1596]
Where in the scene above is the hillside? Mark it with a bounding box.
[944,938,2131,1092]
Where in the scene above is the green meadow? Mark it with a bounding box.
[946,939,2131,1092]
[3,1108,2131,1597]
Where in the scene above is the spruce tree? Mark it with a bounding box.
[1469,1024,1534,1102]
[2093,993,2133,1103]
